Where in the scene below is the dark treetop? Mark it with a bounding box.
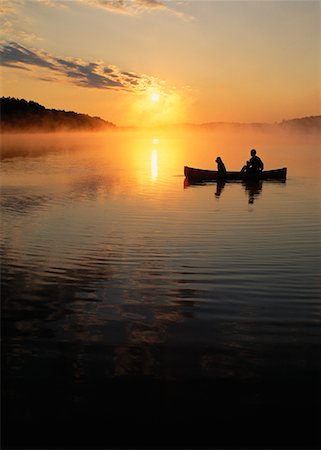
[0,97,116,132]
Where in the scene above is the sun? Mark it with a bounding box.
[150,92,160,103]
[132,89,184,126]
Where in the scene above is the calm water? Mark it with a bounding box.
[1,130,321,448]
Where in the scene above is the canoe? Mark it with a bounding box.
[184,166,287,182]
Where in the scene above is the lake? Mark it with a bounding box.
[1,129,320,448]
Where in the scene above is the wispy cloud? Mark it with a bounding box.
[1,42,55,69]
[0,3,18,16]
[41,0,192,19]
[0,41,168,92]
[0,0,192,46]
[84,0,167,14]
[0,0,43,42]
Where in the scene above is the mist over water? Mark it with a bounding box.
[1,129,320,448]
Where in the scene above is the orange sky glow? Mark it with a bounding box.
[0,0,320,126]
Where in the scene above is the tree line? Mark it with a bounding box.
[0,97,116,132]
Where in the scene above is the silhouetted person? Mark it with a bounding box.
[215,157,226,178]
[241,149,264,178]
[249,149,264,173]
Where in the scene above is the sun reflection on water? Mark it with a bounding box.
[151,149,158,181]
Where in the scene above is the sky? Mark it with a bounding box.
[0,0,320,126]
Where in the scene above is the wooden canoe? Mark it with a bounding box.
[184,166,287,182]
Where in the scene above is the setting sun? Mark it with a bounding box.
[151,93,160,103]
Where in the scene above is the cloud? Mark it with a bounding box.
[0,41,166,92]
[122,71,141,78]
[64,62,125,89]
[0,2,19,16]
[0,1,43,42]
[1,1,192,49]
[67,0,191,19]
[0,42,56,69]
[22,0,180,15]
[34,0,68,8]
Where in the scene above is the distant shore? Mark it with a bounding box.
[0,97,116,133]
[1,97,320,133]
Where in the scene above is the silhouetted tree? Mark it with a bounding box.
[0,97,116,132]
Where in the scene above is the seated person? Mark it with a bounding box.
[215,156,226,176]
[241,149,264,176]
[249,149,264,173]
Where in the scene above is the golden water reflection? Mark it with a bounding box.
[1,129,320,200]
[151,150,158,181]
